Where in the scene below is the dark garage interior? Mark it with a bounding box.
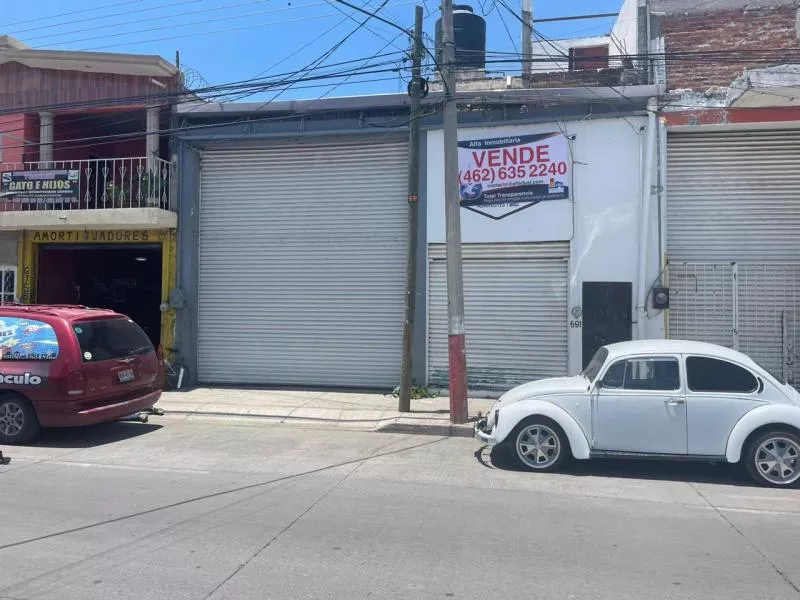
[36,244,163,345]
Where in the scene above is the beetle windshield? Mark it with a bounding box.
[582,347,608,382]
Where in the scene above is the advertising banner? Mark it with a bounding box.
[458,132,570,220]
[0,169,80,205]
[0,318,59,361]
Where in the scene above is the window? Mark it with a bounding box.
[582,347,608,381]
[602,357,681,391]
[686,356,758,393]
[73,318,153,362]
[0,266,16,304]
[0,317,58,360]
[601,361,626,389]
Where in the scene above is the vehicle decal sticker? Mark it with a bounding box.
[0,318,59,360]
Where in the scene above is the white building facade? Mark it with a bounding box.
[175,87,664,392]
[425,115,664,392]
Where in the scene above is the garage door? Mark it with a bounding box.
[667,129,800,379]
[197,137,408,387]
[427,243,569,391]
[667,129,800,262]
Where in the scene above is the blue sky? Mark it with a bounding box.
[4,0,623,100]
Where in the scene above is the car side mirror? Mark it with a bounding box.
[595,379,603,390]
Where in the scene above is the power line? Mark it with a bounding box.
[28,0,405,51]
[318,30,408,99]
[2,0,153,33]
[0,50,408,143]
[7,0,201,40]
[238,0,395,109]
[322,0,408,52]
[18,0,278,46]
[26,1,414,54]
[496,2,520,56]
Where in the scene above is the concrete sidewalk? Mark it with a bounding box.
[158,388,495,437]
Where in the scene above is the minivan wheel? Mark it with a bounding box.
[744,429,800,488]
[0,394,40,445]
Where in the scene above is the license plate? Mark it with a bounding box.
[118,369,135,383]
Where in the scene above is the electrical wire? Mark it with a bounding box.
[238,0,395,109]
[0,51,409,144]
[2,0,154,34]
[21,0,313,48]
[80,3,416,53]
[318,30,408,99]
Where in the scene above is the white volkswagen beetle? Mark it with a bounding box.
[474,340,800,488]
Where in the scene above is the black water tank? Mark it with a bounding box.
[435,5,486,70]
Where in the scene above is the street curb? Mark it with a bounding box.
[376,422,476,438]
[162,409,476,438]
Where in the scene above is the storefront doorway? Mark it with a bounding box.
[36,244,163,345]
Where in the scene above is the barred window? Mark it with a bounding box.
[0,267,16,304]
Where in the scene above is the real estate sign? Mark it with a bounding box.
[457,132,570,220]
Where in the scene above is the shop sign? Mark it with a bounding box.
[0,169,80,205]
[30,230,154,243]
[458,132,570,220]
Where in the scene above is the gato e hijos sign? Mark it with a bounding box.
[1,169,80,205]
[458,132,570,220]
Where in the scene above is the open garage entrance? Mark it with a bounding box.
[36,244,163,345]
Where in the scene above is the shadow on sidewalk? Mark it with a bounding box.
[478,444,757,487]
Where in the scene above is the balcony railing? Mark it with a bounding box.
[0,157,175,212]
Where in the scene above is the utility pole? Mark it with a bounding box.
[521,0,533,83]
[440,0,468,424]
[399,5,424,413]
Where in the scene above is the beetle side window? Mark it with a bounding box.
[603,358,680,391]
[602,361,626,388]
[686,356,758,393]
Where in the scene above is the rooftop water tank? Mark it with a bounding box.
[435,5,486,71]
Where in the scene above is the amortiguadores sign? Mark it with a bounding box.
[458,132,570,220]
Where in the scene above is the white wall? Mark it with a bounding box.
[610,0,641,67]
[0,231,18,265]
[426,115,664,375]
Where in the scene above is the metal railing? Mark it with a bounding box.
[667,262,800,385]
[0,156,175,212]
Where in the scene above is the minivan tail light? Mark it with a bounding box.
[67,371,85,396]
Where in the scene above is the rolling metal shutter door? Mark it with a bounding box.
[198,138,408,387]
[667,130,800,262]
[427,243,569,390]
[667,130,800,378]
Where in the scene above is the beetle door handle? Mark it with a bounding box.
[665,397,685,406]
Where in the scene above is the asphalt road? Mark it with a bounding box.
[1,414,799,600]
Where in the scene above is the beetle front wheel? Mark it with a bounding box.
[510,417,569,473]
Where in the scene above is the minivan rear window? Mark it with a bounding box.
[73,318,153,363]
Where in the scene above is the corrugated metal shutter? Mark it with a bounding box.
[667,129,800,262]
[667,130,800,383]
[197,138,408,387]
[427,243,569,391]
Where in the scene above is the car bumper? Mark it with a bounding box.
[474,417,498,445]
[38,390,162,427]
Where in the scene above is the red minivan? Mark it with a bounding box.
[0,305,162,444]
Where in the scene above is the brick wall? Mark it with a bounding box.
[663,6,800,90]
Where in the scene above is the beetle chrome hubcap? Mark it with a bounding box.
[755,437,800,485]
[0,401,25,437]
[516,424,560,469]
